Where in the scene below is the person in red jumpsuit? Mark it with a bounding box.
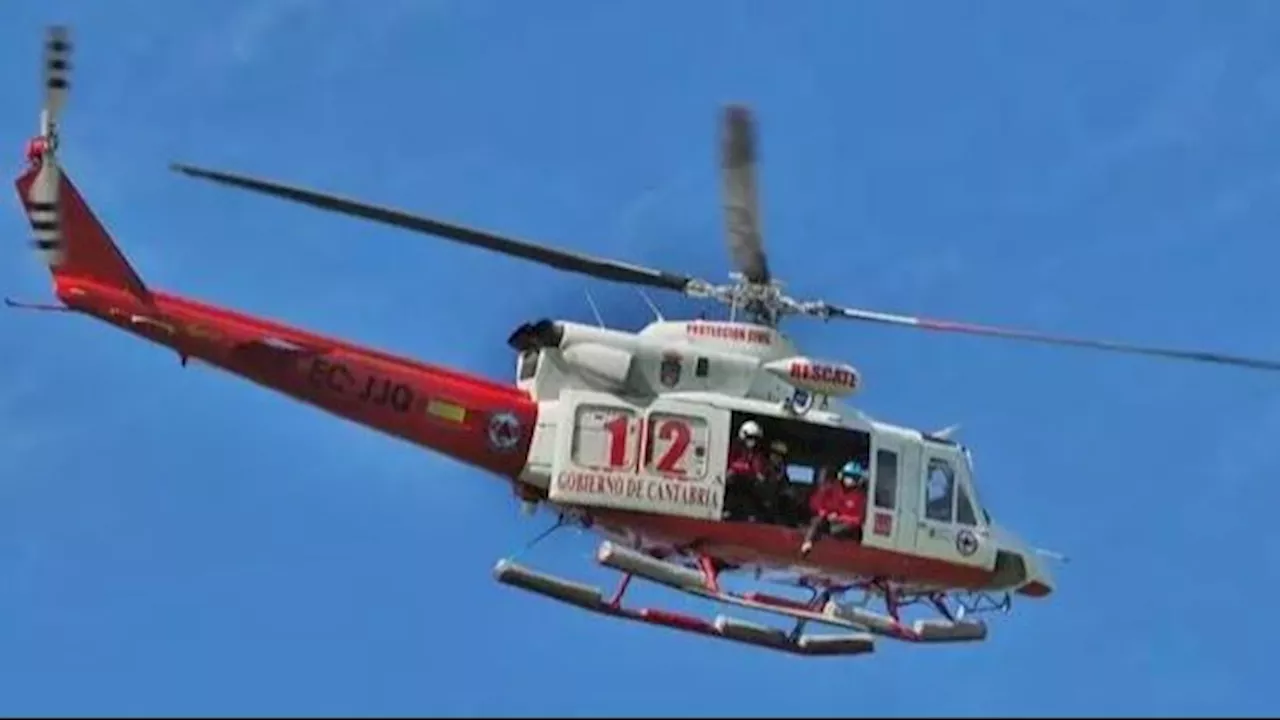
[725,420,768,520]
[758,438,794,524]
[742,438,788,520]
[800,459,868,557]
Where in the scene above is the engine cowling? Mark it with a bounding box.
[561,342,635,389]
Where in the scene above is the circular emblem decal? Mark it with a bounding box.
[787,388,813,415]
[487,411,521,452]
[956,529,979,557]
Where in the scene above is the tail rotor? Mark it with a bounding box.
[26,25,71,267]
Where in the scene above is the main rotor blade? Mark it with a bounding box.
[721,105,770,285]
[814,303,1280,372]
[171,163,698,293]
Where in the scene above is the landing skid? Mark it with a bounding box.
[494,541,990,657]
[493,560,870,656]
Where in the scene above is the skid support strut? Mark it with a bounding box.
[494,539,876,657]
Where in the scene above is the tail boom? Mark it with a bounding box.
[49,273,537,478]
[17,146,534,478]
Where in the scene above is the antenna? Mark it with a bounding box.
[1034,548,1070,564]
[584,288,605,328]
[637,289,665,322]
[931,424,961,440]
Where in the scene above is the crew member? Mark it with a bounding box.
[725,420,768,521]
[800,459,869,557]
[759,439,793,525]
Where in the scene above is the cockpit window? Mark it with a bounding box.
[518,349,539,381]
[924,459,955,523]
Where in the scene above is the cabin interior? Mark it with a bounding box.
[725,410,887,531]
[724,409,990,544]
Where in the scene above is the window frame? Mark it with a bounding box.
[641,411,711,479]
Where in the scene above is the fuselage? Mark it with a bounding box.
[506,315,1053,597]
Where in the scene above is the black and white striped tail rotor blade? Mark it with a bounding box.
[28,25,71,266]
[28,161,63,265]
[42,26,71,126]
[808,302,1280,373]
[721,105,770,285]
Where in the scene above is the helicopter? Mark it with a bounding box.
[16,26,1280,658]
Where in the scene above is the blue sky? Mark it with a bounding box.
[4,1,1280,715]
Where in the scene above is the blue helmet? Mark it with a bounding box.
[839,460,866,480]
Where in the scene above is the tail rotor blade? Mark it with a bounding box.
[27,25,71,266]
[42,25,71,126]
[27,161,63,264]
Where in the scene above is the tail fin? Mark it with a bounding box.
[14,24,150,304]
[16,166,150,301]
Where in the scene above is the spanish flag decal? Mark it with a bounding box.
[425,398,467,424]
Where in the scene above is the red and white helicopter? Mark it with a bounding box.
[16,27,1280,657]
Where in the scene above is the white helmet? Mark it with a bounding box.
[738,420,762,445]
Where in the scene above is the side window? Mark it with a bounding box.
[873,449,898,509]
[643,413,710,479]
[924,459,955,523]
[572,405,640,472]
[956,481,977,527]
[695,357,710,378]
[572,406,709,479]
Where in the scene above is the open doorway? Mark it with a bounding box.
[724,411,871,529]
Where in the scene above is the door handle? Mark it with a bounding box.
[917,522,952,539]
